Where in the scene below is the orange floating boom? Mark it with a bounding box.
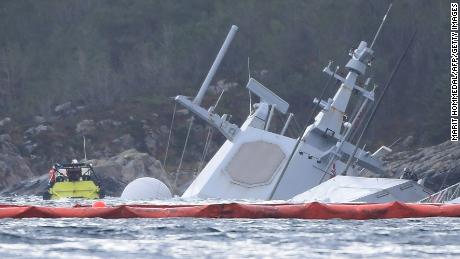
[1,202,460,220]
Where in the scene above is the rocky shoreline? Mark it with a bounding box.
[0,102,458,198]
[382,140,460,192]
[1,138,458,198]
[0,149,177,197]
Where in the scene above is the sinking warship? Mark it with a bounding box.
[122,5,433,203]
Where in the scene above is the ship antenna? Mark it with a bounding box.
[370,3,393,49]
[247,56,252,80]
[83,135,87,161]
[248,57,253,113]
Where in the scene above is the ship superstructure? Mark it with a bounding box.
[124,5,432,203]
[175,14,430,201]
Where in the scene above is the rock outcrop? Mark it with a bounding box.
[76,119,96,135]
[0,117,12,128]
[383,141,460,192]
[0,149,175,197]
[54,101,72,114]
[0,134,35,191]
[88,149,174,196]
[0,174,49,196]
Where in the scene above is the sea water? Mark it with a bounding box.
[1,196,459,258]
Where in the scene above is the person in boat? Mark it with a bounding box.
[400,167,418,182]
[66,159,83,181]
[54,163,67,182]
[47,166,57,188]
[46,162,71,186]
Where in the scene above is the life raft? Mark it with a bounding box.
[1,201,460,219]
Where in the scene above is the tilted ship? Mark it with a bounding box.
[122,5,434,203]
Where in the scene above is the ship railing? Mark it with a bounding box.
[419,181,460,203]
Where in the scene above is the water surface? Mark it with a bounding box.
[1,196,459,258]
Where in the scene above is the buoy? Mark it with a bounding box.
[92,201,106,208]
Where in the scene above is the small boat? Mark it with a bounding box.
[43,161,105,200]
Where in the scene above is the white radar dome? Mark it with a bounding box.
[121,177,172,200]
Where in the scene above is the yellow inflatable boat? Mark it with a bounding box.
[43,162,105,200]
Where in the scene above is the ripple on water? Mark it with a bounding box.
[1,196,460,258]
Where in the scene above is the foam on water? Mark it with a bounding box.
[1,196,460,258]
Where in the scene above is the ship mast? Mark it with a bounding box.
[269,4,395,198]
